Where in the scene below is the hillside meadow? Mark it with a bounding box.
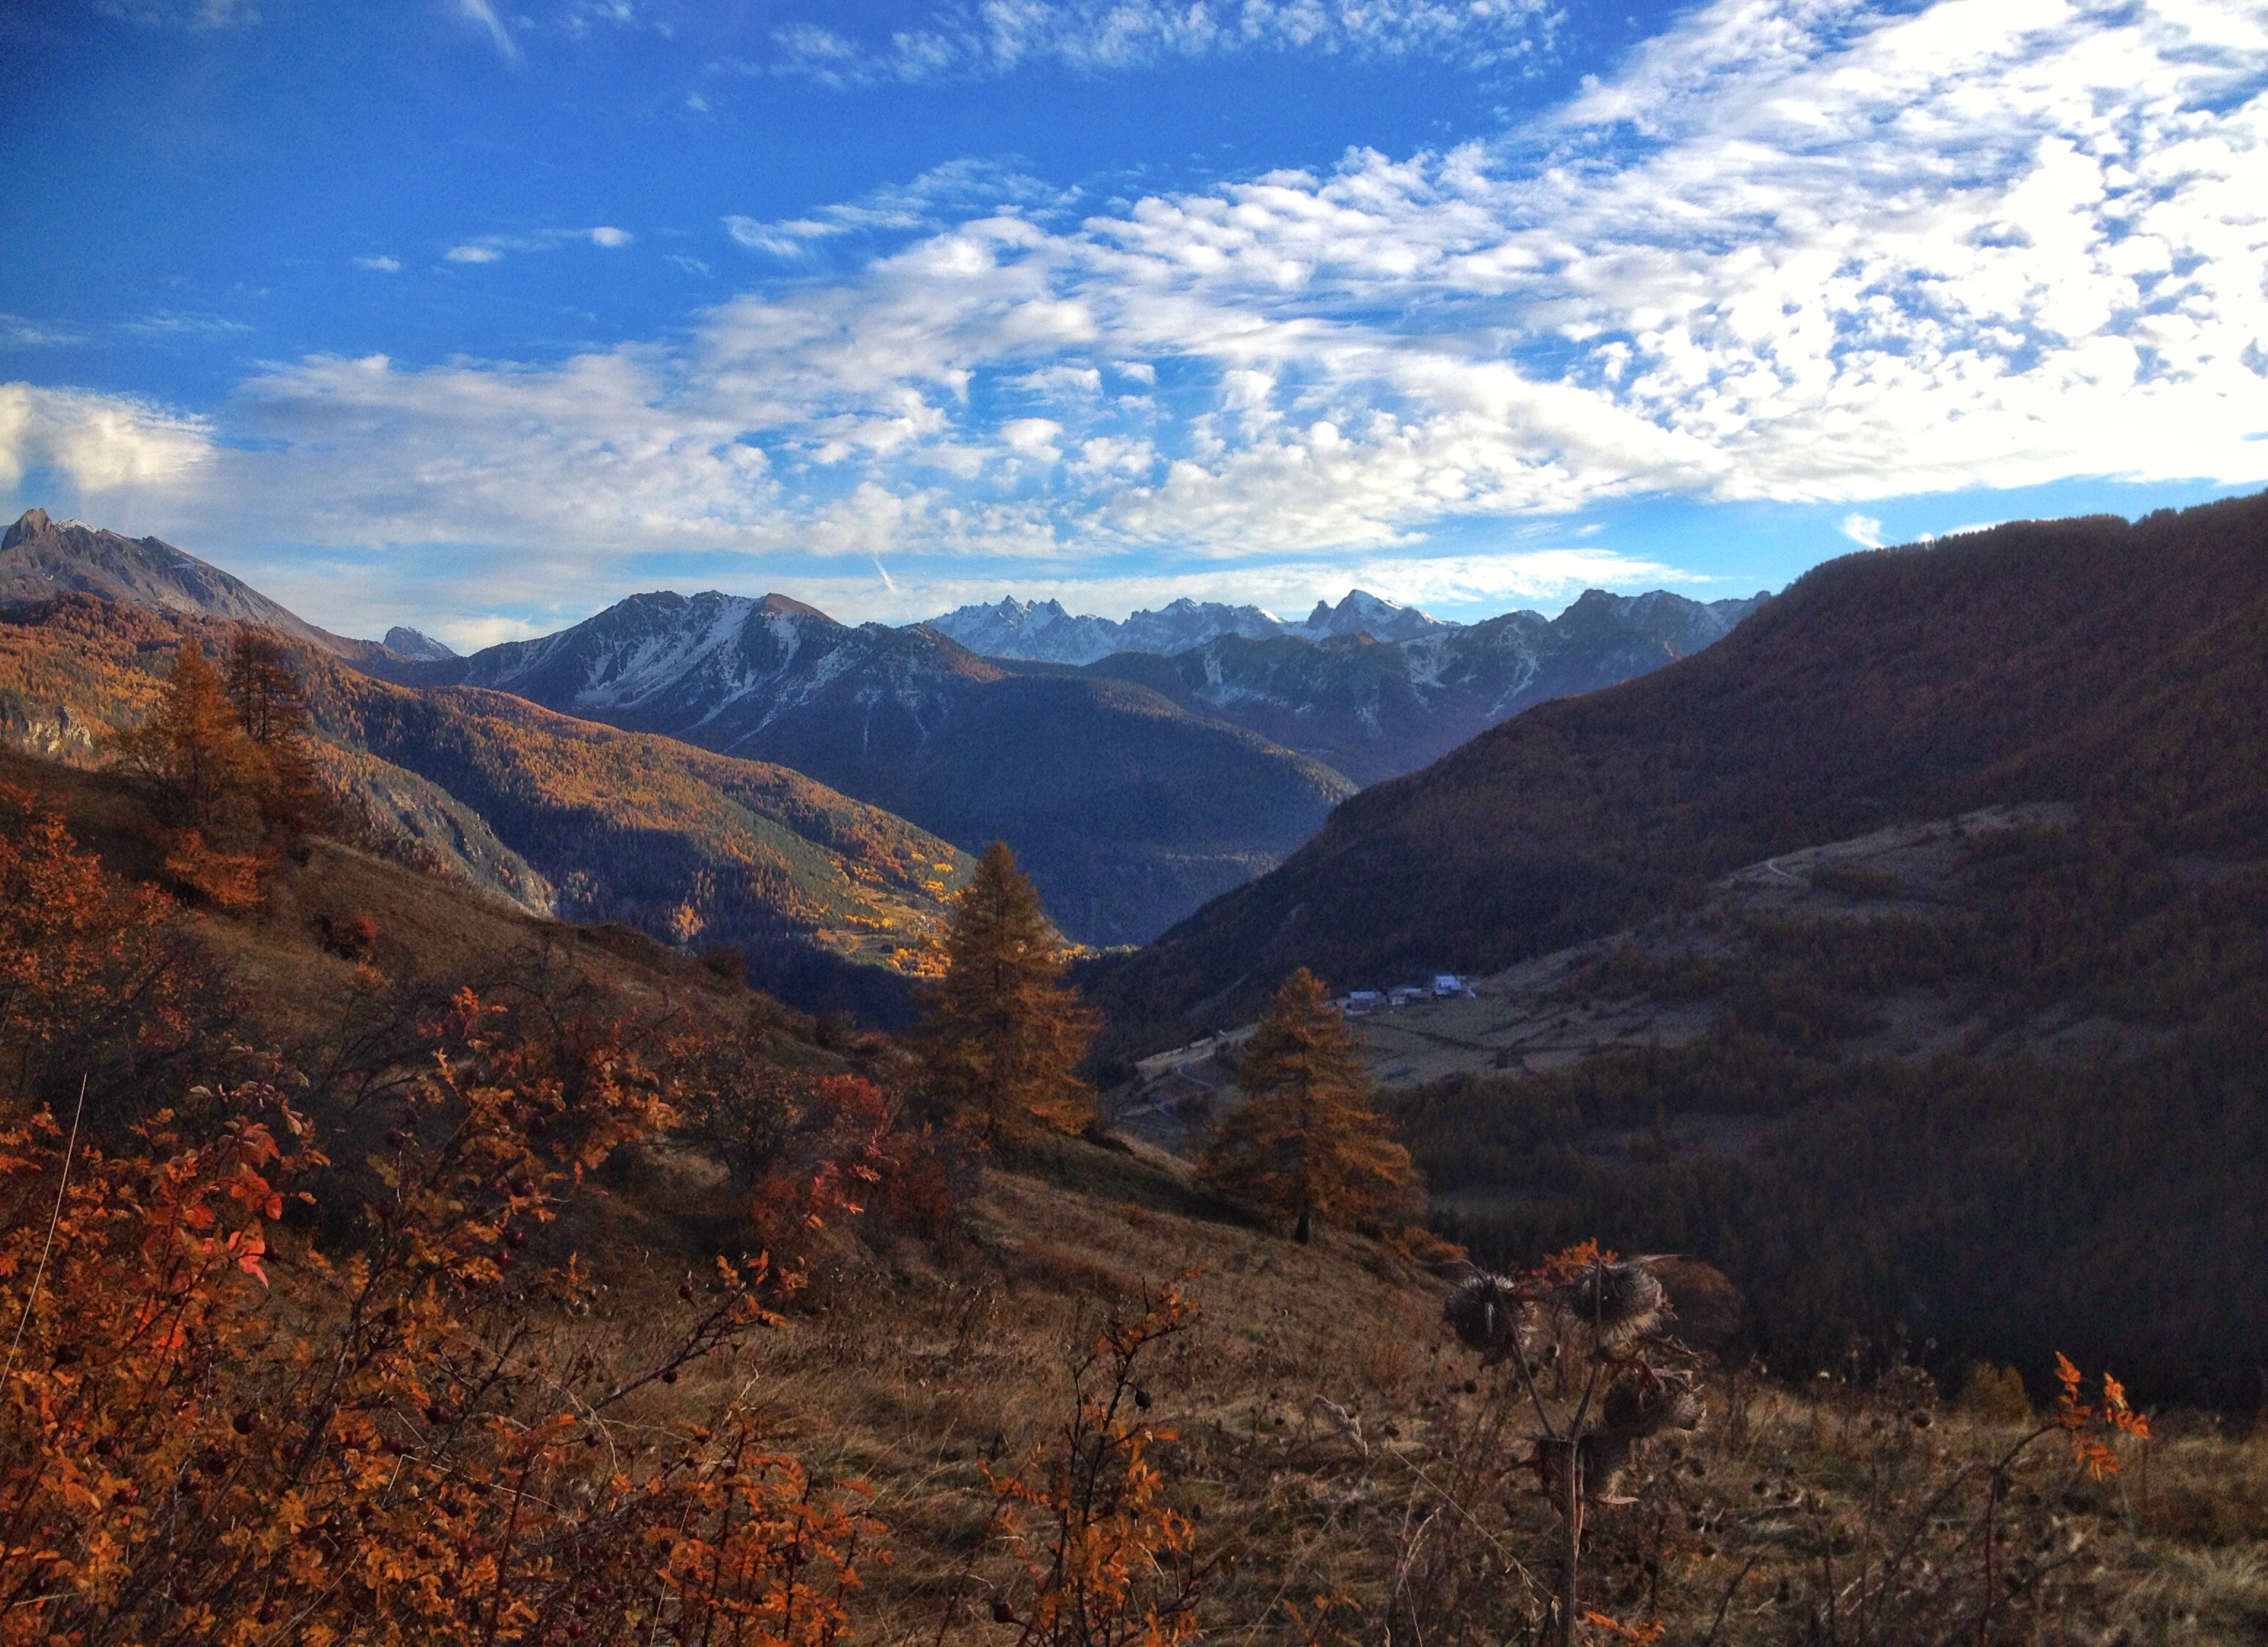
[1,735,2264,1643]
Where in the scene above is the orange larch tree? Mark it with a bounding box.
[917,840,1096,1146]
[1199,966,1416,1244]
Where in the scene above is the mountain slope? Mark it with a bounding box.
[361,591,1356,945]
[0,594,971,1015]
[0,508,399,659]
[1071,589,1767,787]
[1088,492,2268,1042]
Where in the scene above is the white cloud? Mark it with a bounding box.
[723,215,840,258]
[0,316,87,347]
[353,254,402,272]
[765,0,1561,86]
[123,310,252,337]
[0,383,213,493]
[13,0,2268,632]
[1839,512,1885,548]
[445,227,638,263]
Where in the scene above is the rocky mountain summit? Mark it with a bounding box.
[0,508,360,652]
[381,624,457,660]
[920,586,1443,663]
[0,508,451,666]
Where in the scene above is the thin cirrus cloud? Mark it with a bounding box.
[458,0,522,65]
[443,227,635,263]
[7,0,2268,633]
[760,0,1564,87]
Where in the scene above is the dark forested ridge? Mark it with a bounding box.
[1086,492,2268,1047]
[1383,811,2268,1410]
[1077,489,2268,1410]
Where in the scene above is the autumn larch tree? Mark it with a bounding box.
[919,839,1096,1145]
[117,640,259,830]
[1199,966,1416,1244]
[223,630,326,830]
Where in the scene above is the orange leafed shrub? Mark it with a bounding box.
[2053,1350,2150,1478]
[0,786,196,1108]
[976,1278,1208,1647]
[0,995,882,1643]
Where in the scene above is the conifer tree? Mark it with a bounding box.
[118,641,258,828]
[1199,967,1416,1244]
[919,840,1096,1145]
[223,631,310,749]
[223,631,325,828]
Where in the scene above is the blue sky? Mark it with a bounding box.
[2,0,2264,648]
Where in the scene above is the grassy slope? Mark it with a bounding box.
[584,1134,2268,1645]
[9,749,2261,1643]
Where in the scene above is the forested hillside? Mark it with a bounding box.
[0,595,969,1015]
[1383,811,2268,1410]
[1088,492,2268,1042]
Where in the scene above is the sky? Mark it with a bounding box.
[1,0,2264,649]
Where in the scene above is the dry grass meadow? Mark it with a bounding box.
[554,1129,2268,1646]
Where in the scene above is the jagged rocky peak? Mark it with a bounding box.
[383,625,458,660]
[4,508,54,551]
[1305,589,1446,643]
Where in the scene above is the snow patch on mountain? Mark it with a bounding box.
[919,589,1443,664]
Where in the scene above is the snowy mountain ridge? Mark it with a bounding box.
[920,587,1447,664]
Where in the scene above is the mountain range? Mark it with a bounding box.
[1086,492,2268,1043]
[354,592,1356,946]
[1047,588,1768,787]
[1,505,1770,950]
[0,588,972,1019]
[921,587,1446,663]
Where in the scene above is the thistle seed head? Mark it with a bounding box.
[1600,1372,1706,1440]
[1443,1271,1526,1356]
[1562,1258,1668,1342]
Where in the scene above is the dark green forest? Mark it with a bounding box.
[1394,821,2268,1410]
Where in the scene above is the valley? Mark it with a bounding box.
[14,8,2267,1638]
